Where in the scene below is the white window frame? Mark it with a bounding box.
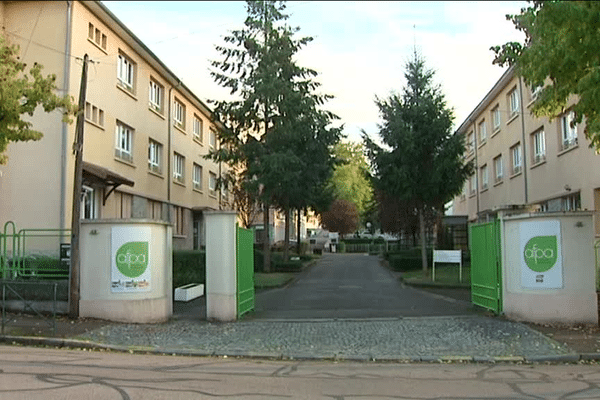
[173,99,185,129]
[173,153,185,183]
[469,174,476,195]
[209,129,217,149]
[193,115,203,142]
[81,185,98,220]
[209,171,217,194]
[494,155,503,182]
[533,129,546,164]
[531,85,542,102]
[117,53,135,91]
[560,110,577,150]
[478,120,487,143]
[115,121,133,162]
[511,143,522,175]
[509,88,519,117]
[492,106,501,131]
[148,139,162,174]
[193,163,202,190]
[480,165,488,190]
[466,131,474,154]
[149,79,163,112]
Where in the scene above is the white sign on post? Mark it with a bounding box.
[520,220,563,289]
[111,226,152,292]
[432,250,462,282]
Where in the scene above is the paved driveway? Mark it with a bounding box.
[254,253,475,319]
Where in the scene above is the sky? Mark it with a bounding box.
[102,1,528,144]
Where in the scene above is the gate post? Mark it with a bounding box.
[205,211,238,322]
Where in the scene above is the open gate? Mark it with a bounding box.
[236,226,255,318]
[470,220,502,314]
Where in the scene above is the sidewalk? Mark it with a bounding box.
[1,286,600,363]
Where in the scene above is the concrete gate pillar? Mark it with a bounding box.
[205,211,238,321]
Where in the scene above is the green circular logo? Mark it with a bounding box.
[116,241,149,278]
[524,235,557,272]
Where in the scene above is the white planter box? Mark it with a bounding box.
[174,283,204,302]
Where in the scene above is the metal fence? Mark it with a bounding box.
[1,221,71,280]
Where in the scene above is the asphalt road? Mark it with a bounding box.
[1,345,599,400]
[255,253,475,319]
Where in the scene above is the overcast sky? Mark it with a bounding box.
[102,1,527,143]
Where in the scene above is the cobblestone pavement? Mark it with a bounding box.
[77,315,575,362]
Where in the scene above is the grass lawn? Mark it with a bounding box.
[402,264,471,287]
[254,272,297,289]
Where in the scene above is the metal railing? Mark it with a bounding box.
[1,280,58,336]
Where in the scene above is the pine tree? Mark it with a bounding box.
[363,52,473,275]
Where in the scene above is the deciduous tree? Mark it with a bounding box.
[320,198,358,239]
[0,35,75,164]
[491,1,600,150]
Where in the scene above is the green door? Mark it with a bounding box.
[236,226,255,318]
[470,220,502,314]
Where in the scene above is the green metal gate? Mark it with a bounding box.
[469,220,502,314]
[236,226,255,318]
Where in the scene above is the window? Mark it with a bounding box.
[530,85,542,102]
[532,129,546,164]
[117,52,135,91]
[193,115,203,142]
[193,163,202,191]
[480,164,488,191]
[115,121,133,163]
[149,79,163,113]
[492,106,501,132]
[209,128,217,149]
[148,139,162,174]
[560,110,577,150]
[466,131,474,154]
[209,171,217,195]
[88,22,107,51]
[493,155,503,183]
[511,143,522,175]
[173,99,185,129]
[562,193,581,211]
[460,182,467,200]
[478,120,487,144]
[81,185,97,219]
[84,102,104,127]
[173,153,185,184]
[508,88,519,117]
[469,174,477,195]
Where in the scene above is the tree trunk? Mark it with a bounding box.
[283,207,290,262]
[419,208,429,277]
[296,208,302,255]
[263,202,271,273]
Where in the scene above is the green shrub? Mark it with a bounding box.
[173,250,205,289]
[273,260,302,272]
[388,255,433,272]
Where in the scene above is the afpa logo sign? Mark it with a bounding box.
[523,236,558,272]
[115,241,149,278]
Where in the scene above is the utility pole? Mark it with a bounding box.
[69,54,89,318]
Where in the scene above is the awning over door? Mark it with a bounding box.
[82,161,134,205]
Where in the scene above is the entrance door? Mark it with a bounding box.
[469,220,502,314]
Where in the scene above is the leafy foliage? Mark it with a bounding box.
[320,198,359,237]
[491,1,600,149]
[363,52,473,273]
[208,1,341,264]
[0,34,76,164]
[328,142,374,225]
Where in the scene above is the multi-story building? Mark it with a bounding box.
[453,66,600,237]
[0,1,228,250]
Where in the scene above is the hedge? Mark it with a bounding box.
[173,250,205,289]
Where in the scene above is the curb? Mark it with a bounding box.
[1,335,598,364]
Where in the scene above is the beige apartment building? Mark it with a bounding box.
[0,1,228,250]
[453,66,600,236]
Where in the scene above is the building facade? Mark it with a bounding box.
[453,66,600,236]
[0,1,228,250]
